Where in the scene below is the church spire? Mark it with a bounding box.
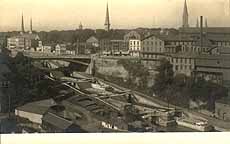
[29,17,33,34]
[104,2,111,31]
[21,13,25,34]
[182,0,189,28]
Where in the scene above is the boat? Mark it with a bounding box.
[176,118,213,132]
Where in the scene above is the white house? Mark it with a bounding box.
[55,44,67,55]
[129,39,141,57]
[15,99,56,125]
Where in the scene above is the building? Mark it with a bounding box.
[140,34,196,69]
[104,2,111,31]
[75,41,87,54]
[7,15,40,50]
[167,53,195,77]
[124,30,150,54]
[42,112,86,133]
[110,39,125,55]
[193,55,230,86]
[125,31,146,57]
[99,38,111,53]
[15,99,57,126]
[86,36,99,53]
[61,95,128,132]
[55,44,67,55]
[129,39,142,57]
[215,97,230,121]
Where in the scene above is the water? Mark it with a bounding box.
[0,118,17,133]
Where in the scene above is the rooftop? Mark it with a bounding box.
[42,112,74,130]
[16,99,57,115]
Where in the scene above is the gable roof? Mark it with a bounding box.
[42,112,74,130]
[16,99,57,115]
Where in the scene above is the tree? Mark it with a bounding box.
[117,59,149,91]
[152,58,174,97]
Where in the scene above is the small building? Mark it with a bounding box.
[99,38,111,53]
[55,44,67,55]
[42,112,86,133]
[215,97,230,121]
[7,33,40,50]
[86,36,99,48]
[110,39,125,55]
[15,99,57,125]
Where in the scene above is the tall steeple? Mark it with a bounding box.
[21,13,25,34]
[182,0,189,28]
[104,2,111,31]
[29,18,33,34]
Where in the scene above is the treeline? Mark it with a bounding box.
[95,58,228,111]
[36,29,128,45]
[153,58,228,111]
[95,59,150,94]
[5,52,59,109]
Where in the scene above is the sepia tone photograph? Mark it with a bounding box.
[0,0,230,137]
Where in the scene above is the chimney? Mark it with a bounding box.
[200,16,203,50]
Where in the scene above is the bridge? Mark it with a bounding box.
[23,52,91,66]
[23,52,91,60]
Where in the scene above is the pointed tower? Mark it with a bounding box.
[182,0,189,28]
[196,17,199,28]
[104,2,111,31]
[79,22,83,30]
[29,18,33,34]
[20,13,25,34]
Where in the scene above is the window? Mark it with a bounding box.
[175,65,178,71]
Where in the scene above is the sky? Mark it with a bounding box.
[0,0,230,31]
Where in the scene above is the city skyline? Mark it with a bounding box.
[0,0,230,32]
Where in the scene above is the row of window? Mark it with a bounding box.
[143,54,159,59]
[142,47,163,52]
[218,42,230,46]
[174,65,193,71]
[130,41,140,45]
[171,58,193,64]
[142,41,162,46]
[0,81,10,88]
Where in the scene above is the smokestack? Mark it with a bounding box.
[200,16,203,51]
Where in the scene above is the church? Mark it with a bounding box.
[7,14,40,50]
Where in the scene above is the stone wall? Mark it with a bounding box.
[95,58,128,79]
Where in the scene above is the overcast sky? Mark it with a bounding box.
[0,0,230,31]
